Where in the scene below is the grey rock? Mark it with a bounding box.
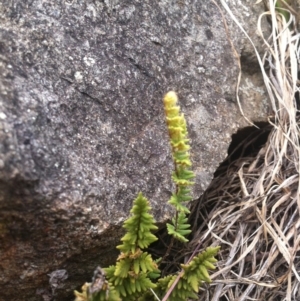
[0,0,270,300]
[221,0,272,119]
[48,269,68,294]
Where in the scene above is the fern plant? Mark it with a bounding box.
[103,192,159,300]
[74,92,219,301]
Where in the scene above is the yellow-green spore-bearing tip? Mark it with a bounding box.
[163,91,178,107]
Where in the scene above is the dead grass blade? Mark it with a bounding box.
[187,0,300,300]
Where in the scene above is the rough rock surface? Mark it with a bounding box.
[0,1,270,300]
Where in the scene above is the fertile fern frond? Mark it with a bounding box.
[173,151,192,166]
[175,165,195,180]
[163,92,192,165]
[171,173,194,186]
[163,91,195,242]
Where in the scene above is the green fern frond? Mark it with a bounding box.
[89,287,120,301]
[115,258,131,278]
[168,195,190,213]
[166,212,191,243]
[74,281,121,301]
[166,223,188,243]
[181,246,220,286]
[117,192,158,253]
[102,192,159,300]
[177,186,193,202]
[134,252,157,274]
[106,269,157,300]
[147,247,219,301]
[154,274,198,301]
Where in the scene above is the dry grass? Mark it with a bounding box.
[187,1,300,300]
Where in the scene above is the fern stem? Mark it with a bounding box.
[161,235,175,265]
[161,208,178,264]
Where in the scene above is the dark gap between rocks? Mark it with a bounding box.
[214,121,272,178]
[189,121,272,230]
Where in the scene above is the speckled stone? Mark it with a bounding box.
[0,0,270,300]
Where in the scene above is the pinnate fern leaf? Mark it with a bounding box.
[117,192,158,253]
[168,195,190,213]
[102,192,159,300]
[181,246,220,287]
[166,212,191,243]
[149,246,219,301]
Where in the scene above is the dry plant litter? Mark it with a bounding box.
[187,1,300,300]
